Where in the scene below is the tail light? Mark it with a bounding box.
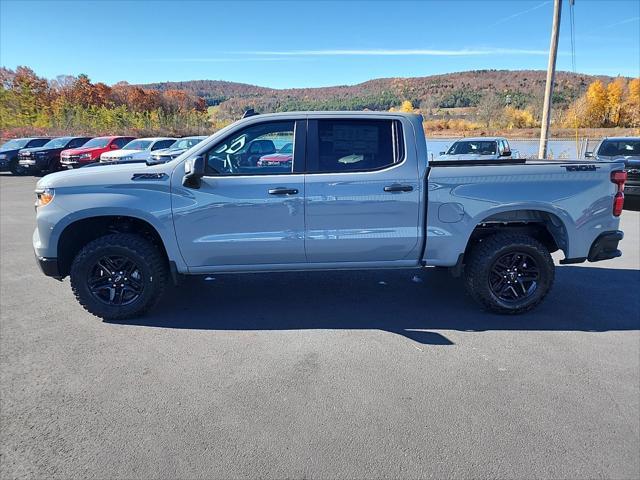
[611,170,627,217]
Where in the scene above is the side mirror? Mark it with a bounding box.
[183,156,205,188]
[110,143,119,149]
[585,151,593,158]
[439,151,446,156]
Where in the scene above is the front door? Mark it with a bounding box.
[304,117,421,263]
[172,119,306,269]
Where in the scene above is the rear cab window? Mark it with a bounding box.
[307,119,404,173]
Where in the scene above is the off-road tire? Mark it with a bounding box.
[70,233,168,320]
[9,159,25,175]
[464,233,554,314]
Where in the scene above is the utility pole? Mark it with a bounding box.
[538,0,563,159]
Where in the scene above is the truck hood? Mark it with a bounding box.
[61,146,104,156]
[596,155,640,165]
[36,162,172,189]
[19,146,61,155]
[102,149,144,158]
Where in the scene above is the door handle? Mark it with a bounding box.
[268,187,299,195]
[383,184,413,192]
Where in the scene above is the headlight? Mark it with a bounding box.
[35,188,55,208]
[79,153,92,160]
[0,154,6,160]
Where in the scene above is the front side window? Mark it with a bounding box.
[205,121,295,175]
[308,119,401,173]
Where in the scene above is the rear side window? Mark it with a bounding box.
[152,140,176,151]
[68,137,89,148]
[113,137,130,148]
[308,119,403,173]
[27,138,49,148]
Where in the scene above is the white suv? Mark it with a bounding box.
[100,137,176,164]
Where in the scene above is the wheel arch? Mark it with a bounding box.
[56,214,172,278]
[453,208,569,274]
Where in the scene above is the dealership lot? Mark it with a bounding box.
[1,173,638,479]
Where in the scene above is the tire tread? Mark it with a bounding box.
[70,233,167,320]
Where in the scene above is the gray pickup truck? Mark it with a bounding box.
[437,137,520,162]
[33,112,627,320]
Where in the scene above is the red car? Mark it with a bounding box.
[257,142,293,167]
[60,136,135,169]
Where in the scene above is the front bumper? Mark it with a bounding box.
[624,184,640,197]
[19,156,48,170]
[61,160,94,169]
[35,255,62,280]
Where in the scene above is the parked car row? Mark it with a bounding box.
[0,135,211,175]
[0,134,301,175]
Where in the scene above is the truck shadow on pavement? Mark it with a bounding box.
[112,266,640,345]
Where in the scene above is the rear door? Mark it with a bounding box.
[172,119,306,269]
[304,117,421,263]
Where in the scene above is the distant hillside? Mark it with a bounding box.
[140,70,616,118]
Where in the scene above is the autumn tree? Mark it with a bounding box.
[585,80,608,127]
[476,93,503,128]
[623,78,640,127]
[606,77,626,126]
[399,100,414,112]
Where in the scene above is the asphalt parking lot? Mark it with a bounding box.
[1,172,639,479]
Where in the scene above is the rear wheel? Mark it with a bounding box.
[70,233,167,320]
[464,233,554,314]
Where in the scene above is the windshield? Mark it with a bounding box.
[42,137,73,149]
[80,137,111,148]
[446,140,497,155]
[172,137,205,150]
[0,139,30,151]
[279,142,293,154]
[597,140,640,157]
[122,139,152,151]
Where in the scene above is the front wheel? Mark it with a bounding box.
[464,233,555,314]
[9,159,26,175]
[70,233,168,320]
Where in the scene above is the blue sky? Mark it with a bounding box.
[1,0,638,88]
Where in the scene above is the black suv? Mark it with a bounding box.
[0,137,50,175]
[18,136,92,174]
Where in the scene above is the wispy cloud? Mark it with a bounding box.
[144,57,292,63]
[487,0,551,28]
[603,16,640,29]
[235,48,551,56]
